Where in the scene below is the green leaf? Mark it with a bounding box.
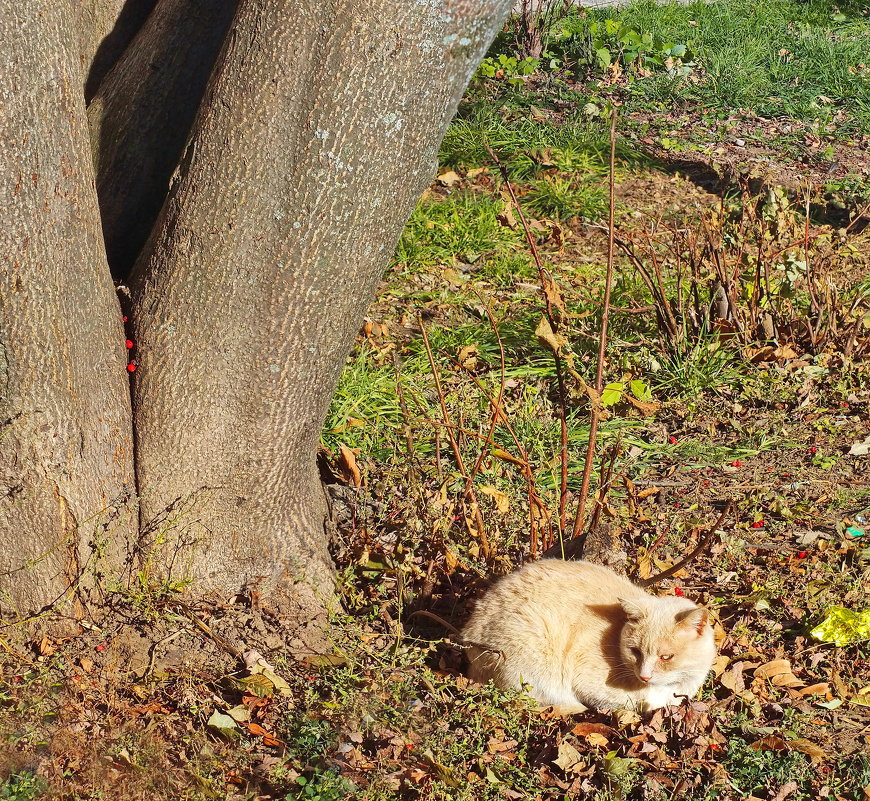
[630,380,652,402]
[600,382,624,407]
[603,750,637,778]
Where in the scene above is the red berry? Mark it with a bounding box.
[127,363,136,373]
[731,460,742,467]
[125,339,134,349]
[122,316,128,322]
[797,551,806,558]
[669,436,678,444]
[808,446,817,454]
[674,587,684,597]
[752,520,764,528]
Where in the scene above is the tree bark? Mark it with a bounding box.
[88,0,239,275]
[129,0,510,606]
[0,1,136,619]
[78,0,159,101]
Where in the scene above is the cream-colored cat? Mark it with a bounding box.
[462,559,715,713]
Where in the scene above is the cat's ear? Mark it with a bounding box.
[676,606,708,636]
[619,598,648,621]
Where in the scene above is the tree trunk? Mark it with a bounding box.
[88,0,239,275]
[0,0,136,619]
[129,0,510,606]
[79,0,159,101]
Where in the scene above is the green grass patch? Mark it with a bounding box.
[394,192,523,271]
[588,0,870,131]
[440,104,645,176]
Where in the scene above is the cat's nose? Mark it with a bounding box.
[639,675,651,682]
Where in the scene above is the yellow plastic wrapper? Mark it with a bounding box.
[810,606,870,647]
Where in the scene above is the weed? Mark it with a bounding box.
[0,772,46,801]
[525,174,607,220]
[285,772,357,801]
[394,192,522,271]
[721,740,813,797]
[648,340,744,398]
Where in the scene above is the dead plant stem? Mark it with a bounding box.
[570,104,618,542]
[419,315,490,558]
[486,142,567,547]
[637,501,734,588]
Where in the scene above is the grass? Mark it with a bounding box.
[592,0,870,131]
[395,192,524,271]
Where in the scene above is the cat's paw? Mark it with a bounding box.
[641,687,681,711]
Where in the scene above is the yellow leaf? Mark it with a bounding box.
[479,485,509,515]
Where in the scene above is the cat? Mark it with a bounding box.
[461,559,715,713]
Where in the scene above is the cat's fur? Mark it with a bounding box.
[462,559,715,713]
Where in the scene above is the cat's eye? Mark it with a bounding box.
[659,654,674,661]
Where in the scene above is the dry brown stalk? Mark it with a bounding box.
[467,298,507,486]
[447,349,545,556]
[485,143,568,548]
[570,104,618,543]
[419,315,491,559]
[637,501,735,588]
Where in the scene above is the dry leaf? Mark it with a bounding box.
[246,722,282,747]
[479,485,509,514]
[770,781,799,801]
[624,394,661,416]
[338,443,362,487]
[745,345,777,364]
[535,316,571,360]
[457,344,479,370]
[710,655,730,678]
[570,722,615,738]
[750,735,790,752]
[436,170,461,187]
[487,737,518,753]
[541,272,568,318]
[788,738,827,762]
[38,637,56,656]
[797,682,830,697]
[553,740,585,773]
[243,650,294,696]
[497,203,518,229]
[754,659,804,688]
